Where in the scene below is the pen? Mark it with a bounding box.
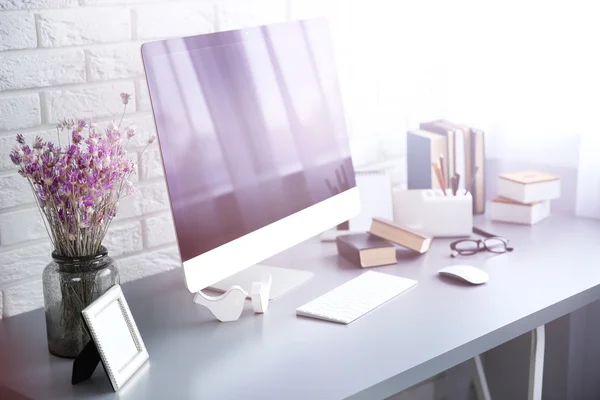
[439,154,446,187]
[466,166,479,194]
[432,162,447,195]
[455,173,461,196]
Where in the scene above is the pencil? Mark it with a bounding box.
[432,162,447,195]
[439,154,446,187]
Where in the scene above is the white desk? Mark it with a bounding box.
[1,215,600,399]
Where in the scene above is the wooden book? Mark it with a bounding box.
[419,120,455,186]
[491,196,551,225]
[369,217,432,254]
[498,171,560,204]
[435,120,486,214]
[406,130,447,190]
[336,233,397,268]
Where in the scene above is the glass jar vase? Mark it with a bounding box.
[42,246,119,358]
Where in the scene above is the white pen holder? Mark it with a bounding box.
[392,188,472,238]
[420,189,472,237]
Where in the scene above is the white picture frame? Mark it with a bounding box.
[81,284,149,391]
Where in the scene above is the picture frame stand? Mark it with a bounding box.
[72,339,102,385]
[71,285,149,391]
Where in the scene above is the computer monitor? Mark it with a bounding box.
[141,18,359,294]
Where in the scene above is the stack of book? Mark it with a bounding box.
[491,171,561,225]
[336,218,432,268]
[407,120,486,214]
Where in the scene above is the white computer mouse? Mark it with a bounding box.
[438,265,489,285]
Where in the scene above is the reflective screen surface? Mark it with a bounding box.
[142,19,355,263]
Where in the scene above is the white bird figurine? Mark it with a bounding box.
[251,274,272,314]
[193,286,248,322]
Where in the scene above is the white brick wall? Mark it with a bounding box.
[0,49,86,90]
[37,8,131,47]
[0,0,409,322]
[0,13,36,51]
[0,94,41,130]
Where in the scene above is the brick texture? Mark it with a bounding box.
[103,220,144,257]
[0,13,37,51]
[216,0,287,31]
[138,179,170,214]
[43,81,136,123]
[139,146,164,180]
[2,278,44,318]
[134,2,215,39]
[0,0,77,10]
[0,50,86,91]
[0,207,47,246]
[144,212,176,248]
[86,43,144,81]
[37,8,130,47]
[135,79,151,112]
[0,173,35,209]
[117,246,181,283]
[0,242,52,286]
[0,94,41,131]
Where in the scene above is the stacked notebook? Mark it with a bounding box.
[491,171,560,225]
[407,120,485,214]
[336,218,432,268]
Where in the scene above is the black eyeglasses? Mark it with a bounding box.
[450,227,514,258]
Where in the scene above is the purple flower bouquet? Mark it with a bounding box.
[9,93,155,357]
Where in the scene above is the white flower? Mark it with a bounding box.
[68,234,76,241]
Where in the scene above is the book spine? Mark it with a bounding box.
[406,132,432,189]
[473,130,486,214]
[336,237,362,267]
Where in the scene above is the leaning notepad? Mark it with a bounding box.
[348,169,394,231]
[296,271,417,324]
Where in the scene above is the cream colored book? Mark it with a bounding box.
[491,196,550,225]
[498,171,560,203]
[406,130,447,190]
[369,217,432,254]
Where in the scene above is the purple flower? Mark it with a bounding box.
[82,196,94,208]
[148,135,156,144]
[7,94,142,257]
[32,136,44,150]
[72,129,83,145]
[57,118,75,130]
[9,147,22,165]
[126,125,136,139]
[120,93,131,105]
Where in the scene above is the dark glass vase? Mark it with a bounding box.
[42,246,119,358]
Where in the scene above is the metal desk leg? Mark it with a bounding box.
[472,355,492,400]
[528,325,546,400]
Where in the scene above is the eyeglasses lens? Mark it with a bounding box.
[484,238,507,253]
[455,240,480,255]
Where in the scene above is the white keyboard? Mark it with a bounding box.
[296,271,417,324]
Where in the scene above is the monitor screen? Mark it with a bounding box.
[142,19,355,262]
